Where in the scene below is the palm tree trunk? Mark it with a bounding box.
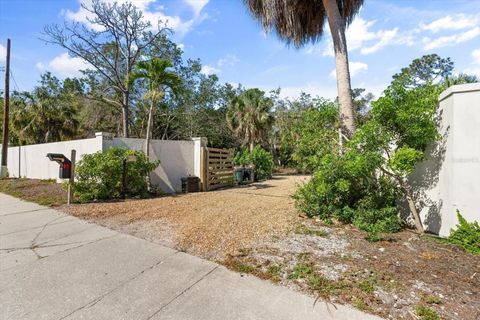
[122,90,130,138]
[323,0,356,138]
[145,100,154,158]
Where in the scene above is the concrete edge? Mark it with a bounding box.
[438,82,480,102]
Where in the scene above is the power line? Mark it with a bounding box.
[10,68,20,92]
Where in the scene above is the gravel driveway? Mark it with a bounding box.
[65,175,310,259]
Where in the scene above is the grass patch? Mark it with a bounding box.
[265,265,283,283]
[416,304,440,320]
[288,263,315,279]
[422,295,442,305]
[358,279,376,294]
[0,178,67,207]
[351,297,371,312]
[294,226,329,237]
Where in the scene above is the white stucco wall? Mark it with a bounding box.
[104,138,196,193]
[407,83,480,236]
[1,133,202,194]
[1,137,102,181]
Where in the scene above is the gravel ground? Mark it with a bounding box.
[63,175,480,319]
[64,175,310,260]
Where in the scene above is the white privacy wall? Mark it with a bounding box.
[406,83,480,236]
[105,137,196,193]
[1,138,102,180]
[1,132,200,194]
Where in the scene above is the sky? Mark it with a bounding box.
[1,0,480,100]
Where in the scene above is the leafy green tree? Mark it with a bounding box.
[226,88,273,151]
[10,73,80,144]
[129,58,181,156]
[296,64,443,235]
[290,99,338,172]
[392,54,453,88]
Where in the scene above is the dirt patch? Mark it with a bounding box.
[224,219,480,320]
[0,178,67,207]
[64,175,310,260]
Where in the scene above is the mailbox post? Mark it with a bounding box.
[46,151,76,204]
[46,153,72,179]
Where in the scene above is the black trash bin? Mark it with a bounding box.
[181,176,200,193]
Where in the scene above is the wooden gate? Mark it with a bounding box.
[201,147,234,191]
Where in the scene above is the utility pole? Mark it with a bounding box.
[1,39,11,178]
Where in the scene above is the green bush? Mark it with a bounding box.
[73,147,159,202]
[294,153,402,240]
[448,211,480,255]
[234,146,273,180]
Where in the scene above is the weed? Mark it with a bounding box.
[416,304,440,320]
[222,257,257,274]
[288,263,314,279]
[307,274,349,298]
[236,263,256,273]
[266,265,282,283]
[297,252,311,261]
[351,297,370,312]
[422,295,442,305]
[358,280,376,294]
[237,248,252,257]
[294,226,329,237]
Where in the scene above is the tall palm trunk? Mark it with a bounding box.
[323,0,356,138]
[144,99,156,191]
[122,90,130,138]
[145,100,155,158]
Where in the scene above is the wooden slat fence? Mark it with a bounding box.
[201,147,234,191]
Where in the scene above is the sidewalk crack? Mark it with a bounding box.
[145,265,219,320]
[58,251,179,320]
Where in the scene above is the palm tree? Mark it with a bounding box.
[226,88,273,151]
[129,58,181,157]
[244,0,363,138]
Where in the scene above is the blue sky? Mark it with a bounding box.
[1,0,480,100]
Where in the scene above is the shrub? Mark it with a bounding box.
[234,146,273,180]
[448,211,480,255]
[73,147,158,202]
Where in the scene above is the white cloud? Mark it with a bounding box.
[423,27,480,50]
[36,53,90,77]
[463,67,480,77]
[320,17,403,56]
[329,61,368,79]
[217,54,239,67]
[0,44,6,62]
[64,0,209,35]
[361,28,398,54]
[201,53,239,75]
[183,0,209,17]
[274,83,339,100]
[200,65,220,75]
[420,14,480,33]
[472,48,480,64]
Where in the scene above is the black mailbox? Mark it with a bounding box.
[46,153,71,179]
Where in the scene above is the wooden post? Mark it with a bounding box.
[1,39,11,177]
[67,149,76,205]
[200,147,207,191]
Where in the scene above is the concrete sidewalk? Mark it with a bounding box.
[0,193,382,320]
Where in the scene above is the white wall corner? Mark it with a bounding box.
[95,132,114,151]
[192,137,207,178]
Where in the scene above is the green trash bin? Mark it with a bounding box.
[234,167,244,184]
